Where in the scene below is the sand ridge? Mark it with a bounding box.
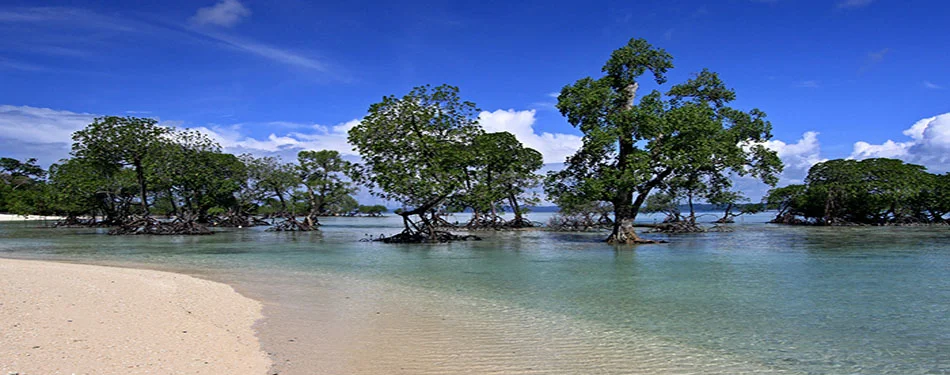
[0,258,270,375]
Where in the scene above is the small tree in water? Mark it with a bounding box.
[348,84,482,243]
[463,132,543,229]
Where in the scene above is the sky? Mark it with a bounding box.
[1,0,949,202]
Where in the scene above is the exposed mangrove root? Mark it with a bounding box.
[108,215,212,235]
[265,214,318,232]
[463,214,541,231]
[54,216,111,228]
[211,209,269,228]
[432,215,459,229]
[647,221,707,234]
[547,213,613,232]
[769,213,806,225]
[373,229,481,243]
[606,219,666,244]
[505,217,539,229]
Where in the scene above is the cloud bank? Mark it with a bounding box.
[850,113,950,172]
[477,109,582,164]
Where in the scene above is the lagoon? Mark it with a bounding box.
[1,213,947,374]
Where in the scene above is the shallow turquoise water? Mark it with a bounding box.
[1,213,948,374]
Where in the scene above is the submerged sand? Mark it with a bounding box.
[238,270,790,375]
[0,258,270,375]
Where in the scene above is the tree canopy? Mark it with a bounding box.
[348,84,483,242]
[766,158,948,225]
[462,131,544,228]
[297,149,355,226]
[545,38,782,244]
[72,116,173,215]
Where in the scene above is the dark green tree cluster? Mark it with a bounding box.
[545,38,783,243]
[348,84,544,242]
[2,117,378,234]
[0,157,50,215]
[766,158,950,225]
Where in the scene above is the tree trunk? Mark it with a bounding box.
[509,194,522,222]
[275,189,287,212]
[134,160,149,216]
[167,188,178,217]
[606,81,658,245]
[687,194,696,224]
[606,168,672,245]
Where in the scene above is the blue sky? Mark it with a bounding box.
[1,0,949,201]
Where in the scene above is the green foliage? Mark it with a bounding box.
[47,157,140,223]
[544,38,782,243]
[463,131,543,222]
[71,116,173,214]
[766,158,947,225]
[0,157,45,190]
[297,150,354,216]
[0,157,48,212]
[241,155,299,213]
[149,129,245,220]
[349,84,480,211]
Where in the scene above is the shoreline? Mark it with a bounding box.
[0,258,270,375]
[0,213,65,222]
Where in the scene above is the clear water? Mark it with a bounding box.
[1,213,948,374]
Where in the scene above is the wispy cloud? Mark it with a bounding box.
[923,81,944,90]
[0,7,137,32]
[795,80,820,88]
[858,48,889,74]
[190,0,250,28]
[868,48,890,62]
[191,30,331,72]
[532,93,560,112]
[837,0,874,9]
[0,5,338,77]
[0,58,47,72]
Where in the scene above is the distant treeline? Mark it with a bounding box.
[0,122,389,229]
[766,158,949,225]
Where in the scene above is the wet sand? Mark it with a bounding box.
[0,258,270,375]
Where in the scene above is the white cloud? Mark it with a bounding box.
[191,119,359,156]
[837,0,873,8]
[0,105,95,145]
[191,0,251,28]
[795,80,820,89]
[850,113,950,172]
[923,81,944,90]
[0,105,97,165]
[761,131,825,173]
[477,109,582,164]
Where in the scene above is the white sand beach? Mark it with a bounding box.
[0,258,270,375]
